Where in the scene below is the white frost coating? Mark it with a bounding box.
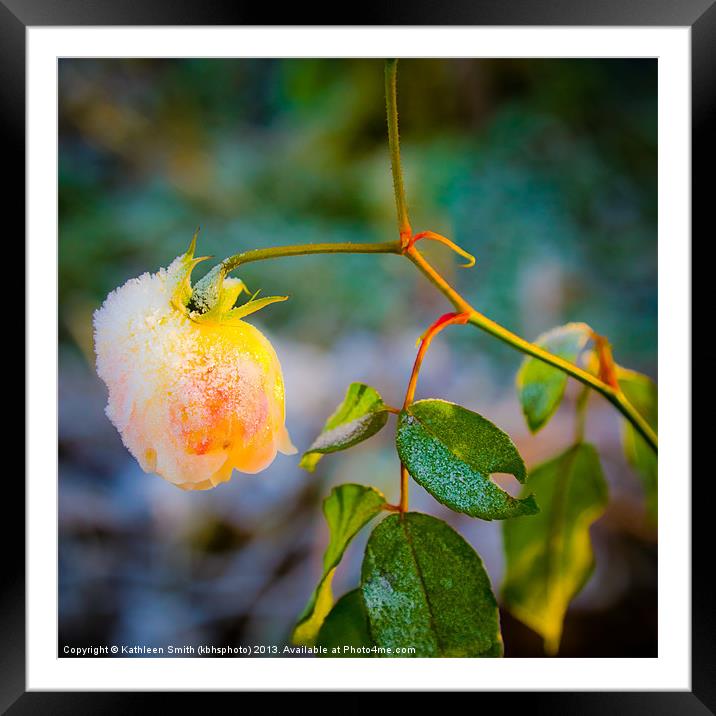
[93,255,295,491]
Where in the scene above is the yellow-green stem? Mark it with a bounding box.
[221,240,401,274]
[466,311,656,451]
[385,59,412,241]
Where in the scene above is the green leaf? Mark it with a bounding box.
[316,589,375,657]
[618,367,658,522]
[396,399,538,520]
[361,512,503,657]
[300,383,391,472]
[501,443,608,654]
[517,323,592,432]
[291,484,386,645]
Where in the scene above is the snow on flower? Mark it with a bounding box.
[93,237,296,490]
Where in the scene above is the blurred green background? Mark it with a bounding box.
[59,59,657,657]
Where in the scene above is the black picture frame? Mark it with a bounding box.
[9,1,704,710]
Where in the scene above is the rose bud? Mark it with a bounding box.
[93,234,296,490]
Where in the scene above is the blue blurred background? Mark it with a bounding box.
[59,59,657,657]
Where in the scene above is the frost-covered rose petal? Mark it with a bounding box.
[93,247,296,490]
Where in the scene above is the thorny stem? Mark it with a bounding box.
[465,308,657,451]
[212,60,657,455]
[385,59,412,244]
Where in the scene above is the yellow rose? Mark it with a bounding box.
[93,236,296,490]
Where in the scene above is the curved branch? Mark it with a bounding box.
[405,245,656,451]
[212,239,657,453]
[221,240,401,274]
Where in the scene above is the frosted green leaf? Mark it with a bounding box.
[396,399,538,520]
[517,323,592,432]
[501,443,608,654]
[316,589,374,657]
[300,383,391,472]
[361,512,503,657]
[618,367,658,522]
[292,484,386,645]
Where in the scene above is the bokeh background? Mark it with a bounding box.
[59,59,657,657]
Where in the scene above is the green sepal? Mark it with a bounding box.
[187,260,287,324]
[170,229,212,311]
[166,232,287,322]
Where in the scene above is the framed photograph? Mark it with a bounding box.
[10,1,705,709]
